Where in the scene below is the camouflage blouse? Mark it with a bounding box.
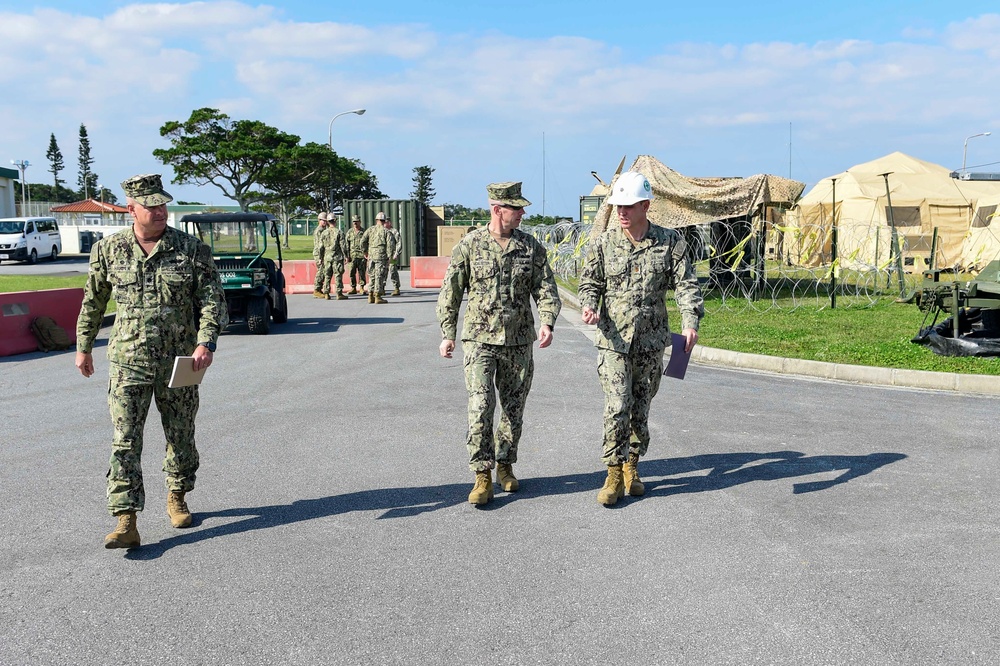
[76,226,228,365]
[578,222,703,353]
[437,226,561,345]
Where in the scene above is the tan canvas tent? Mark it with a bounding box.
[961,194,1000,270]
[784,152,1000,272]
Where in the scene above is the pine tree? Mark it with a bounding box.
[46,133,65,195]
[410,165,436,204]
[77,124,99,199]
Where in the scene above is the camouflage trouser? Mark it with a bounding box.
[106,362,200,515]
[389,261,400,290]
[369,259,389,296]
[597,346,664,466]
[349,257,367,289]
[462,341,534,472]
[321,258,344,295]
[313,257,325,291]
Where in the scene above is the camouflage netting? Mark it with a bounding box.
[590,155,805,239]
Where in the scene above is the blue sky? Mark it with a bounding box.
[2,1,999,217]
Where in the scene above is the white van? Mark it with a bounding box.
[0,217,62,264]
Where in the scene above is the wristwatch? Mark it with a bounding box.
[198,341,217,352]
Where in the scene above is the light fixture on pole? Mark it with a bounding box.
[327,108,366,149]
[10,159,30,214]
[326,108,366,215]
[962,132,991,173]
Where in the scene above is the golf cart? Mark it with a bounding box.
[179,212,288,335]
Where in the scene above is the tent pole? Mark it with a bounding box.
[879,172,907,299]
[830,178,838,309]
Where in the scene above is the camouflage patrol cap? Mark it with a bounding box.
[121,173,173,207]
[352,215,361,223]
[318,212,329,221]
[375,211,387,221]
[487,182,531,207]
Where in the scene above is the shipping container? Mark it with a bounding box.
[341,199,425,268]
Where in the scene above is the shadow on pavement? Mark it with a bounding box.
[126,449,905,559]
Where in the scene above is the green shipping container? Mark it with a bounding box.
[341,199,425,268]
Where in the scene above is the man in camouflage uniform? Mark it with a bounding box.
[312,213,330,298]
[386,215,402,296]
[362,211,397,304]
[578,171,704,507]
[345,215,367,294]
[320,213,348,300]
[75,174,228,549]
[436,182,561,506]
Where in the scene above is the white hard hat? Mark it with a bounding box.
[606,171,654,206]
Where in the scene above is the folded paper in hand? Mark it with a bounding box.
[663,333,692,380]
[168,356,207,388]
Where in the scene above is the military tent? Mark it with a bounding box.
[783,152,1000,272]
[591,155,804,237]
[961,195,1000,270]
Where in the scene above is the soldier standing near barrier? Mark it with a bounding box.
[321,213,348,300]
[362,212,397,304]
[312,213,329,298]
[386,215,402,296]
[578,171,704,507]
[75,174,228,548]
[436,182,561,506]
[345,215,368,294]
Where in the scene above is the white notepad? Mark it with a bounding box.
[168,356,208,388]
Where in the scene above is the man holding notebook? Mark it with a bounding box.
[578,171,704,507]
[75,173,227,549]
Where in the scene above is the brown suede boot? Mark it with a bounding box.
[368,290,376,304]
[104,512,140,549]
[167,491,193,528]
[391,288,400,296]
[468,470,494,505]
[496,463,519,492]
[597,465,625,506]
[623,453,645,496]
[375,293,388,304]
[312,290,324,298]
[336,292,348,300]
[349,286,357,294]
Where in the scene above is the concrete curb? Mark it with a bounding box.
[557,286,1000,397]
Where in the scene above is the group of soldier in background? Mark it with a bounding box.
[312,211,401,303]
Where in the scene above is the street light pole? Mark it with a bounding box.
[10,159,30,215]
[962,131,992,173]
[326,108,366,216]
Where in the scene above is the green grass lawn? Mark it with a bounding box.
[556,276,1000,376]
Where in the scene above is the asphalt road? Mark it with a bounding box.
[2,274,999,665]
[0,253,89,276]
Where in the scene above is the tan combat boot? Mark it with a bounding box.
[167,491,193,528]
[391,288,400,296]
[349,286,357,294]
[468,470,494,505]
[597,465,625,506]
[623,453,645,496]
[312,290,324,298]
[104,512,140,549]
[375,293,388,304]
[368,290,376,304]
[496,463,519,492]
[323,293,331,300]
[336,292,348,300]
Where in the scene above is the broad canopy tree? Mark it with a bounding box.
[154,108,384,217]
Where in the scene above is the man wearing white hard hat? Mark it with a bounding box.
[578,171,704,507]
